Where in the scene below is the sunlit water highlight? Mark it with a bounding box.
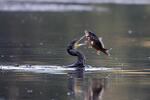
[0,65,119,74]
[0,2,108,12]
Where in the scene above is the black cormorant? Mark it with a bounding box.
[66,39,85,68]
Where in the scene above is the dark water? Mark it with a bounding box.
[0,2,150,100]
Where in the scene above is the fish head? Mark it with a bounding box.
[84,29,90,37]
[84,29,92,41]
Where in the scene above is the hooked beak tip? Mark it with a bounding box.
[75,44,81,48]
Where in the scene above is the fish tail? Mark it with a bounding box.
[104,49,110,56]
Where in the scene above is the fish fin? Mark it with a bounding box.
[96,50,101,55]
[99,37,104,48]
[104,49,110,56]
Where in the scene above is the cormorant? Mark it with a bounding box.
[66,38,85,68]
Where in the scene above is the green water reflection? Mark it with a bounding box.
[0,4,150,100]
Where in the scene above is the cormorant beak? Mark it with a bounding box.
[75,41,81,48]
[75,35,86,48]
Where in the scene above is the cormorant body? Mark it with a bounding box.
[66,39,85,68]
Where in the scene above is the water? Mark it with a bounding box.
[0,1,150,100]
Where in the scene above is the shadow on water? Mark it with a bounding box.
[67,70,107,100]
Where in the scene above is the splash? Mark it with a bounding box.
[0,65,118,74]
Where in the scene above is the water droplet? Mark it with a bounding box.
[27,90,33,93]
[67,92,71,96]
[128,30,133,34]
[40,42,44,45]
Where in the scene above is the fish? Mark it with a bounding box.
[84,29,110,56]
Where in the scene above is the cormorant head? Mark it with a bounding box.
[67,39,82,50]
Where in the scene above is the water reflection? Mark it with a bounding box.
[67,70,107,100]
[1,69,150,100]
[7,86,19,100]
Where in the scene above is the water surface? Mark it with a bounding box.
[0,1,150,100]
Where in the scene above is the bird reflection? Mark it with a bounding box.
[85,78,105,100]
[67,69,85,96]
[67,71,106,100]
[66,37,86,68]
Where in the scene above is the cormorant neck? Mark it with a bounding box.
[66,39,86,68]
[67,48,85,67]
